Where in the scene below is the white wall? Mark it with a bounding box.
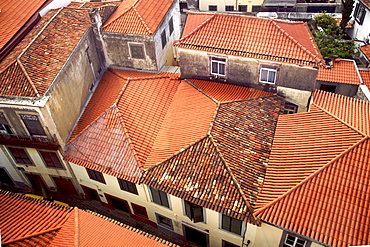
[154,0,182,68]
[71,162,253,247]
[348,0,370,42]
[199,0,263,12]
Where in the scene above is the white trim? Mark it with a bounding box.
[259,67,277,84]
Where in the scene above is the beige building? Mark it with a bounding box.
[199,0,263,12]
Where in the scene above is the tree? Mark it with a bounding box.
[312,13,355,58]
[340,0,354,32]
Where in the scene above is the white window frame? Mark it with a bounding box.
[284,234,307,247]
[259,67,277,84]
[210,57,226,77]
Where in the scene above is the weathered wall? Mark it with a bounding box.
[179,49,318,99]
[103,32,158,70]
[45,28,103,144]
[277,86,312,112]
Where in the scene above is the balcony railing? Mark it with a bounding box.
[0,134,60,150]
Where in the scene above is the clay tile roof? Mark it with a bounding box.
[359,45,370,61]
[0,0,48,50]
[255,90,370,247]
[1,190,177,247]
[317,59,362,85]
[103,0,174,35]
[0,7,93,97]
[187,79,273,102]
[0,190,72,246]
[65,69,285,221]
[360,70,370,89]
[175,12,323,67]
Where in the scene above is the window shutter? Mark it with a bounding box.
[222,215,231,231]
[159,191,169,208]
[192,206,204,223]
[20,114,46,136]
[230,218,242,235]
[184,200,192,219]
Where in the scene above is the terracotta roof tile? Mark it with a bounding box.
[0,0,48,50]
[0,190,72,245]
[359,45,370,61]
[175,12,323,67]
[0,7,92,97]
[1,190,177,247]
[312,89,370,136]
[317,59,362,85]
[65,69,285,221]
[255,90,370,247]
[103,0,174,35]
[359,70,370,89]
[187,79,273,102]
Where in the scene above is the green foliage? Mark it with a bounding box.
[340,0,354,31]
[312,13,355,58]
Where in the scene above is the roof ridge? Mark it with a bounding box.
[113,105,143,169]
[271,20,322,64]
[184,79,218,104]
[177,13,215,42]
[208,135,257,224]
[16,60,40,97]
[313,102,368,137]
[255,136,368,215]
[219,93,279,105]
[74,208,80,247]
[132,7,153,34]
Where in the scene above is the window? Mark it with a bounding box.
[118,178,138,195]
[211,57,226,76]
[354,3,366,25]
[169,17,174,35]
[283,102,298,114]
[132,203,148,218]
[109,196,131,213]
[225,5,234,11]
[8,147,33,165]
[252,5,261,12]
[20,114,46,136]
[156,213,173,230]
[86,168,105,184]
[150,187,169,208]
[221,214,242,235]
[40,151,63,168]
[161,30,167,49]
[129,44,145,59]
[320,84,336,93]
[260,67,277,84]
[283,234,307,247]
[0,113,13,134]
[238,5,247,12]
[209,5,217,11]
[184,200,204,223]
[222,240,240,247]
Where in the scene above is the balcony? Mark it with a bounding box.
[0,134,60,150]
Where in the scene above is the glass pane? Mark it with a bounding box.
[219,63,226,75]
[260,69,268,81]
[268,70,276,83]
[212,61,218,73]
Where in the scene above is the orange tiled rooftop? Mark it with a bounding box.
[317,59,362,85]
[65,69,284,222]
[256,90,370,247]
[175,12,323,67]
[0,190,178,246]
[103,0,174,35]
